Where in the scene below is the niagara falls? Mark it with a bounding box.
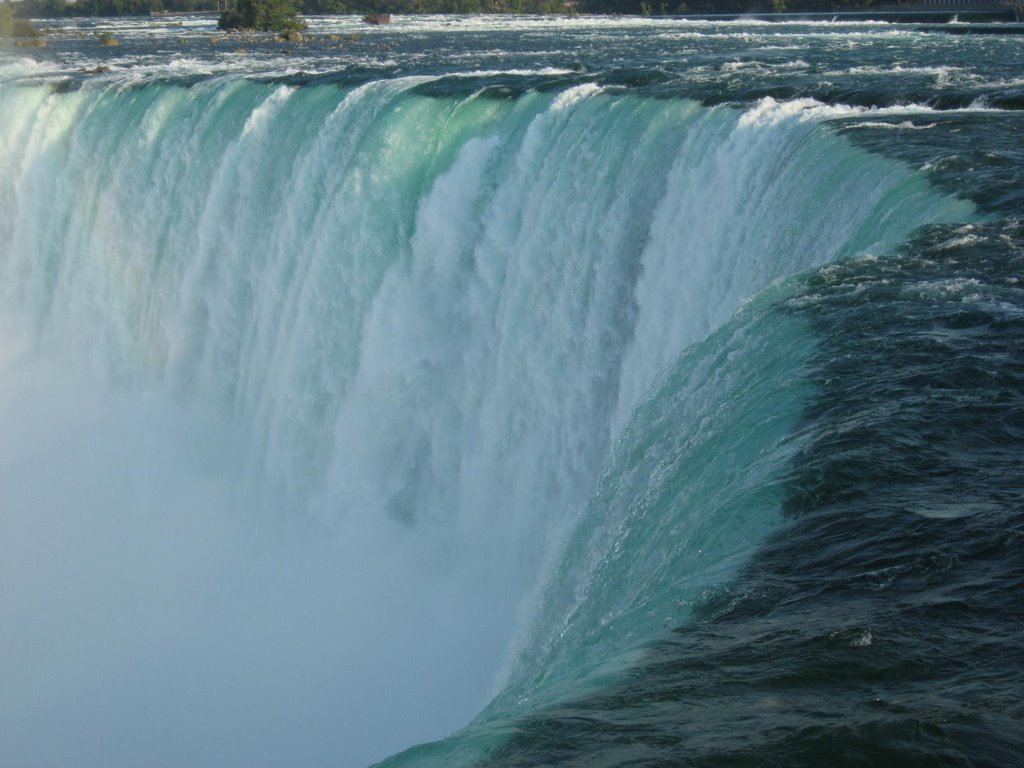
[1,11,1022,768]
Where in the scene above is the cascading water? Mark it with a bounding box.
[0,20,1000,767]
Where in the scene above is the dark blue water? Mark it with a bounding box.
[481,220,1024,767]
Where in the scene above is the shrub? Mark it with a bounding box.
[0,3,14,37]
[218,0,305,33]
[13,18,41,36]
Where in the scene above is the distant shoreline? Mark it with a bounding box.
[24,7,1024,26]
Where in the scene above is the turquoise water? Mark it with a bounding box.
[0,16,1020,768]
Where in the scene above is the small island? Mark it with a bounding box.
[217,0,305,33]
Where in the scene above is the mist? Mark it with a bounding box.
[0,353,510,768]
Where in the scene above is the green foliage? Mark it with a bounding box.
[296,0,569,12]
[1,4,42,37]
[14,0,220,18]
[13,17,41,35]
[0,3,13,37]
[300,0,350,12]
[15,0,70,18]
[1,0,897,24]
[219,0,305,32]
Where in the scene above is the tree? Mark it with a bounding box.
[219,0,305,32]
[0,3,14,36]
[1,3,41,38]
